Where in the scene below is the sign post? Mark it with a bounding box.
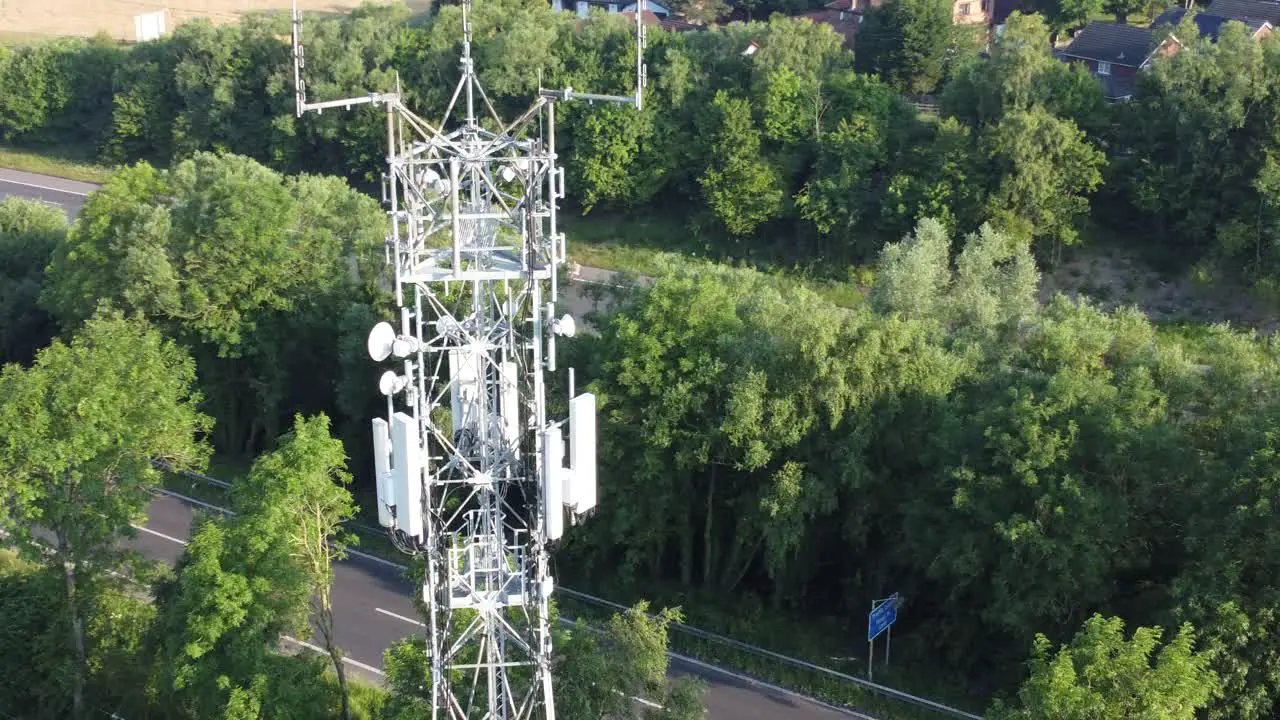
[867,592,901,682]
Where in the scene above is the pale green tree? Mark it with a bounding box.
[231,413,358,719]
[870,217,954,323]
[992,614,1218,719]
[556,602,705,719]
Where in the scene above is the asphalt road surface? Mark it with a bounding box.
[2,166,873,720]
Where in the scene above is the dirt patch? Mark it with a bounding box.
[1040,246,1278,333]
[0,0,430,42]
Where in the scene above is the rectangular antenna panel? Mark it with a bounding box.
[568,393,597,514]
[391,412,424,540]
[500,361,520,446]
[372,417,394,528]
[542,427,565,541]
[449,345,483,435]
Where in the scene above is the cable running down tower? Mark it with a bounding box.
[291,2,646,719]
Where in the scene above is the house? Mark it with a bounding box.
[812,0,989,49]
[1056,22,1181,102]
[824,0,991,25]
[550,0,672,19]
[952,0,992,25]
[1152,7,1273,40]
[1202,0,1280,25]
[620,9,703,32]
[797,7,860,47]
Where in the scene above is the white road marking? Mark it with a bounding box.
[156,488,408,571]
[620,690,663,709]
[155,488,234,516]
[280,636,386,676]
[0,177,90,197]
[376,607,425,627]
[343,546,410,570]
[130,524,189,546]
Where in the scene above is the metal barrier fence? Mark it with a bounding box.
[163,467,982,720]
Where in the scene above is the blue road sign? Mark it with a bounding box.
[867,593,900,642]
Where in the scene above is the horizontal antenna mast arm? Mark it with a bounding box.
[300,93,399,113]
[538,89,638,105]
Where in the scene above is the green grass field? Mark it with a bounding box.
[0,144,116,184]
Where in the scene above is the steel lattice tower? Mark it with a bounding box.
[291,3,644,718]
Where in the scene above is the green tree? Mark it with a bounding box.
[942,12,1104,131]
[0,197,67,366]
[856,0,955,95]
[698,91,784,237]
[880,117,986,236]
[557,603,705,719]
[795,115,890,261]
[152,479,335,712]
[1105,0,1149,24]
[1038,0,1105,36]
[992,615,1218,718]
[230,413,358,719]
[674,0,729,25]
[985,107,1105,262]
[43,152,387,456]
[0,313,210,719]
[0,553,158,719]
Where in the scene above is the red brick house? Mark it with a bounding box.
[1056,22,1181,102]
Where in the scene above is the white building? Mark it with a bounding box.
[550,0,672,19]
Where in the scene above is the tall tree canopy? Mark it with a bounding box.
[0,313,210,718]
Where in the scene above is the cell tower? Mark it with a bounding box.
[290,2,645,719]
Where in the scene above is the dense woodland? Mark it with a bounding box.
[3,0,1280,718]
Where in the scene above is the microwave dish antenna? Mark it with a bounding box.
[290,0,636,717]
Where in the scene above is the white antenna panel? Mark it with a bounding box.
[568,393,597,514]
[372,417,394,528]
[542,427,565,541]
[500,361,520,446]
[391,412,424,540]
[449,346,483,434]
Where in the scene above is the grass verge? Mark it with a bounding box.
[0,143,116,184]
[565,213,871,310]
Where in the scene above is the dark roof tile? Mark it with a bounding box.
[1153,8,1268,38]
[1060,22,1155,66]
[1205,0,1280,24]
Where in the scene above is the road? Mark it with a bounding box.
[1,167,871,720]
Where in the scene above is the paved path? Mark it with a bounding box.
[2,166,873,720]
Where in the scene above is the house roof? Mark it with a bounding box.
[796,8,858,46]
[1059,22,1157,67]
[1153,8,1269,38]
[619,10,701,31]
[1205,0,1280,24]
[1097,72,1137,101]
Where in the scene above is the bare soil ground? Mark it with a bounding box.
[0,0,428,42]
[1041,245,1278,333]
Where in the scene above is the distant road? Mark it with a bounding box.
[0,168,94,218]
[2,166,874,720]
